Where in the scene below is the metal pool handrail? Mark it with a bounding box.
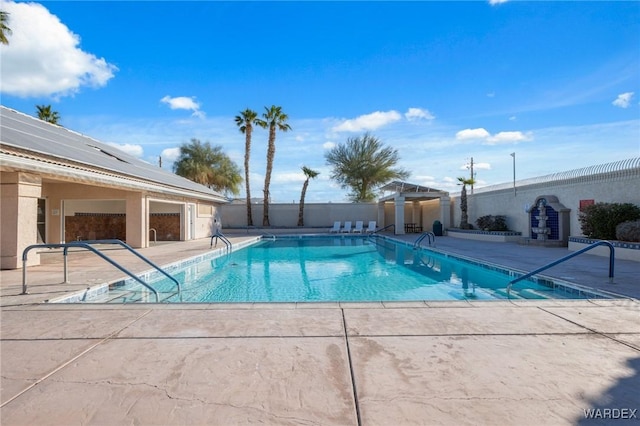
[371,224,395,234]
[22,242,160,302]
[506,240,615,296]
[210,231,232,251]
[414,231,436,248]
[79,239,180,295]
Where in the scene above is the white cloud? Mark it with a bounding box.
[404,107,435,121]
[332,110,402,132]
[273,171,305,184]
[485,131,533,145]
[0,1,117,98]
[509,116,517,121]
[160,147,181,162]
[323,141,336,149]
[612,92,634,108]
[489,0,508,5]
[455,128,491,140]
[160,95,205,118]
[106,142,143,157]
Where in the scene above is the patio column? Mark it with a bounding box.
[1,172,42,269]
[126,192,147,248]
[394,194,405,235]
[439,196,451,230]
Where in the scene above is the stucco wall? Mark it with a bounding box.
[450,169,640,237]
[220,203,378,228]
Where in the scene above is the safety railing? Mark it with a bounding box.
[371,224,395,234]
[262,233,277,241]
[414,231,436,249]
[21,242,164,302]
[149,228,157,244]
[506,241,615,296]
[210,231,232,251]
[80,240,180,295]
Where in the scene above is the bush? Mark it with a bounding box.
[475,215,508,231]
[616,220,640,242]
[579,203,640,240]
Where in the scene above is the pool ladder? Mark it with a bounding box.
[21,239,181,302]
[210,231,232,251]
[506,240,615,297]
[414,231,436,248]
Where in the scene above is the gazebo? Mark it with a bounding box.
[376,181,450,235]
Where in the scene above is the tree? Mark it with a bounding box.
[325,133,409,202]
[457,177,476,229]
[0,10,11,45]
[235,109,259,226]
[36,105,61,125]
[255,105,291,226]
[297,166,319,226]
[173,138,243,196]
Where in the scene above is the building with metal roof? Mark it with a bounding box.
[1,106,229,269]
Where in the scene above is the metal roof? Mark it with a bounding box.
[379,181,447,194]
[0,106,227,202]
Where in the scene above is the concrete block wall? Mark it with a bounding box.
[451,165,640,237]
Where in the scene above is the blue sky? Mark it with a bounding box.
[1,0,639,202]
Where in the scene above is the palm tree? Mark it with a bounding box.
[36,105,61,125]
[0,10,11,45]
[297,166,319,226]
[173,138,243,196]
[234,109,259,226]
[255,105,291,226]
[457,177,476,229]
[325,133,409,202]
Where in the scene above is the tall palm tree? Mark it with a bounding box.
[325,133,409,202]
[36,105,61,125]
[234,109,259,226]
[457,177,476,229]
[0,10,11,45]
[255,105,291,226]
[173,138,243,196]
[297,166,319,226]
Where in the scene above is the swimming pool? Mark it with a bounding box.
[88,235,609,303]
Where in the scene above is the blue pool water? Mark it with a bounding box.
[106,236,607,303]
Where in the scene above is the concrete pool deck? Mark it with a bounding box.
[1,232,638,425]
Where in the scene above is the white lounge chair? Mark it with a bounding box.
[341,221,352,233]
[365,221,377,233]
[353,221,364,233]
[329,221,341,233]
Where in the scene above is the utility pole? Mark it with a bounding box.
[510,152,516,196]
[469,157,474,194]
[159,156,162,168]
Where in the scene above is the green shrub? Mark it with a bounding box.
[616,220,640,242]
[579,203,640,240]
[475,215,508,231]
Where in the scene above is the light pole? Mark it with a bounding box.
[510,152,516,196]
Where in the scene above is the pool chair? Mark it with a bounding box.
[329,221,341,233]
[353,220,364,233]
[341,221,352,233]
[365,221,377,233]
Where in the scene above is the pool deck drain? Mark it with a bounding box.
[1,232,639,425]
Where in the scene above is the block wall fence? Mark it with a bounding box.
[220,159,640,239]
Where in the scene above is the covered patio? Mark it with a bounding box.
[376,181,450,235]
